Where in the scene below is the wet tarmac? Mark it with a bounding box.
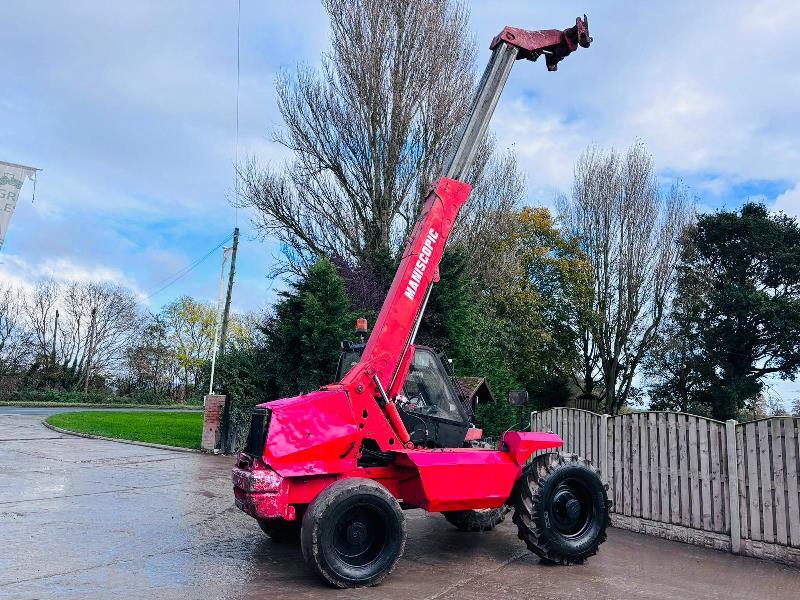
[1,410,797,599]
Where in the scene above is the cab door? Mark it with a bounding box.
[397,347,470,448]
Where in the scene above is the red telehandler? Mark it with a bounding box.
[233,16,609,588]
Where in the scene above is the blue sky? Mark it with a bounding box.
[2,1,799,402]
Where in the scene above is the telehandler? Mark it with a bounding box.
[233,16,609,588]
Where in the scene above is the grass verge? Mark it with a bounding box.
[46,411,204,449]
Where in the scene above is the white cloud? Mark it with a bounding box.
[2,0,799,321]
[0,253,146,301]
[773,184,800,217]
[472,0,800,199]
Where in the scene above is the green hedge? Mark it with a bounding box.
[3,390,200,406]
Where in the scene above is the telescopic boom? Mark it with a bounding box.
[340,17,592,443]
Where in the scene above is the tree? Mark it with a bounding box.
[766,396,790,417]
[677,203,800,421]
[19,280,139,392]
[61,282,139,390]
[265,257,354,397]
[22,279,59,361]
[643,315,708,416]
[121,314,177,398]
[792,398,800,417]
[0,285,31,393]
[162,296,217,401]
[558,143,692,414]
[237,0,523,276]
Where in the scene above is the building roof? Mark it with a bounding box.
[453,376,496,405]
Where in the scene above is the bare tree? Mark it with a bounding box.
[0,285,31,379]
[766,395,790,417]
[237,0,523,275]
[59,282,139,388]
[559,143,693,414]
[23,279,60,360]
[449,148,526,286]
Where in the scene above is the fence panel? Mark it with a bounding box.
[737,418,800,549]
[786,419,800,546]
[531,407,604,468]
[530,409,800,563]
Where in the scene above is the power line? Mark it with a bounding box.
[146,234,233,299]
[234,0,241,227]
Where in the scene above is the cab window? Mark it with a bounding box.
[401,348,464,422]
[336,349,362,381]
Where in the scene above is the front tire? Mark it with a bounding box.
[442,506,510,532]
[301,478,406,588]
[512,453,610,565]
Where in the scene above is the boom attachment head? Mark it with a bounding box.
[490,15,592,71]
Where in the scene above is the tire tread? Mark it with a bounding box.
[512,452,611,565]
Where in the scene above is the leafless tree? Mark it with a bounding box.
[237,0,523,275]
[558,143,693,414]
[59,282,140,388]
[0,285,31,379]
[23,279,60,360]
[766,395,790,417]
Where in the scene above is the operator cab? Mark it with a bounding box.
[337,338,471,449]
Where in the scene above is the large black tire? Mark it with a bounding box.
[442,506,510,532]
[301,478,406,588]
[512,453,610,565]
[258,518,301,543]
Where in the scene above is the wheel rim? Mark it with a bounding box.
[549,477,593,537]
[332,504,387,567]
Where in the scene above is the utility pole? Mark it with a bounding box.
[219,226,239,353]
[218,227,239,454]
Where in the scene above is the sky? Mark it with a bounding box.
[2,1,799,405]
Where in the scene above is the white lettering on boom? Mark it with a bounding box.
[404,228,439,301]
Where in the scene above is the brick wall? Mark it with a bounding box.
[202,394,226,451]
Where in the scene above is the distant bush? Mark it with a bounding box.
[2,389,192,405]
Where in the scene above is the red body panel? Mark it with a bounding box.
[262,390,360,477]
[502,431,563,465]
[232,432,564,519]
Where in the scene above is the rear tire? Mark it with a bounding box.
[301,478,406,588]
[442,506,510,532]
[258,518,301,543]
[512,453,610,565]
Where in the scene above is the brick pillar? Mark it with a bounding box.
[202,394,226,451]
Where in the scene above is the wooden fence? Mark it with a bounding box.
[530,408,800,567]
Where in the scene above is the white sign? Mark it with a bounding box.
[0,160,38,251]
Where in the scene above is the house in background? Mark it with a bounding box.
[453,377,495,419]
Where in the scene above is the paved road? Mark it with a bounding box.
[0,411,797,600]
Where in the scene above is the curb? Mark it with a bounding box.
[41,419,211,454]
